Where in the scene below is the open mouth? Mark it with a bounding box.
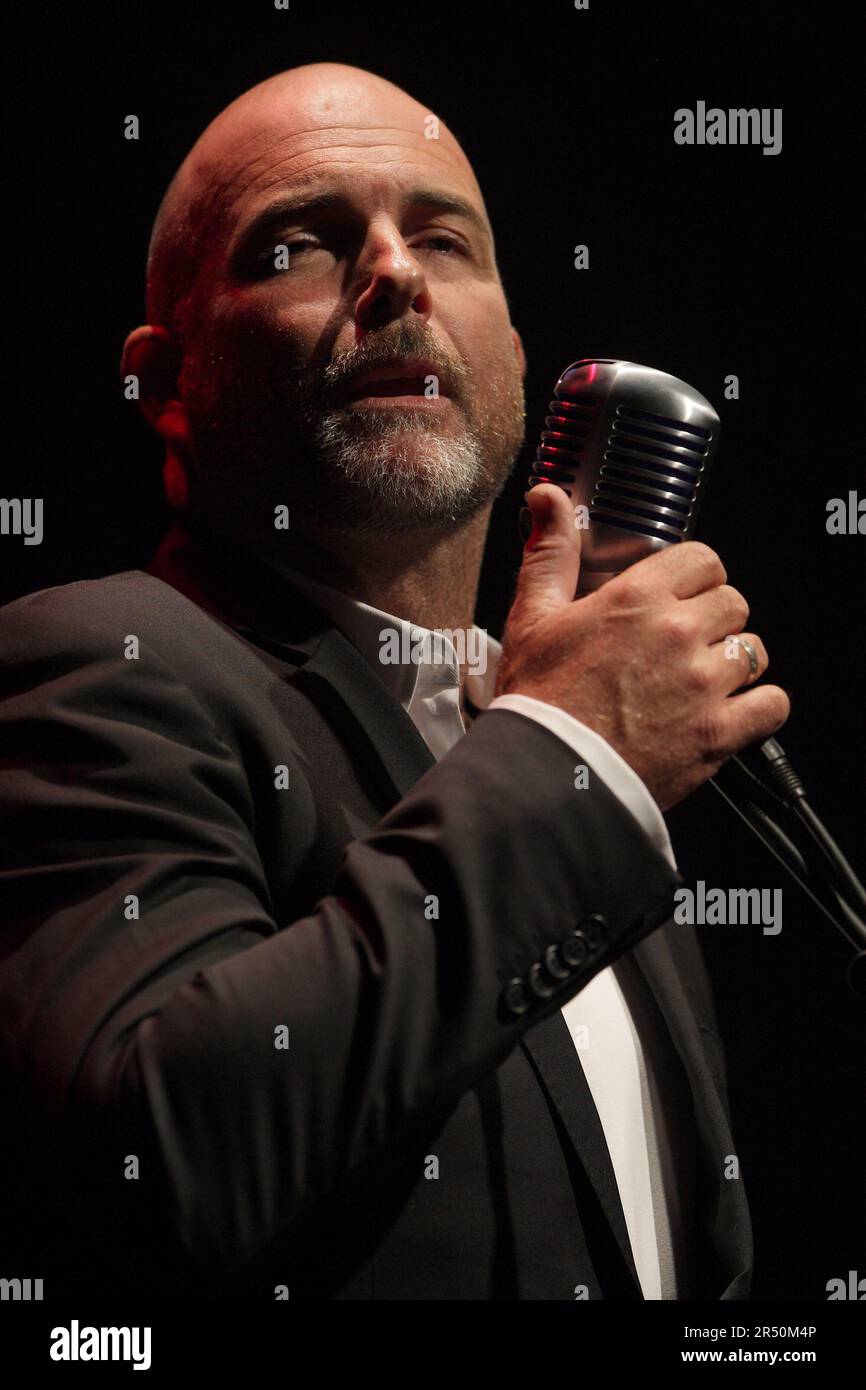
[340,360,452,404]
[346,376,436,400]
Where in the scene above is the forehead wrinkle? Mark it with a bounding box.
[208,123,478,226]
[206,112,469,164]
[227,150,480,220]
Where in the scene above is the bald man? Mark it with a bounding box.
[0,63,788,1301]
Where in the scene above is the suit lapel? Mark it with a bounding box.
[521,929,752,1299]
[629,928,753,1296]
[288,625,436,800]
[520,1013,643,1294]
[147,521,437,804]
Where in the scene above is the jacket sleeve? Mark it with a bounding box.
[0,585,683,1290]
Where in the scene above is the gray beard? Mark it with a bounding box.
[305,404,506,537]
[179,323,526,543]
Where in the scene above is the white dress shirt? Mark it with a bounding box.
[271,564,692,1299]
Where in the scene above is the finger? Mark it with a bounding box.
[682,584,751,644]
[710,631,769,693]
[710,683,791,760]
[625,540,727,601]
[512,483,583,623]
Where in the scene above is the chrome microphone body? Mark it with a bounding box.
[520,358,720,594]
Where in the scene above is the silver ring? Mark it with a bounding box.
[725,634,758,677]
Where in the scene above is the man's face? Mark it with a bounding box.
[171,74,527,541]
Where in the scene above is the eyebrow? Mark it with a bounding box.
[231,186,492,257]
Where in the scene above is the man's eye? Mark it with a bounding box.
[419,236,464,255]
[254,239,319,269]
[250,233,464,274]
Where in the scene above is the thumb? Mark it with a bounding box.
[514,483,582,622]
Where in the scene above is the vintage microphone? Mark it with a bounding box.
[519,358,866,991]
[519,358,718,590]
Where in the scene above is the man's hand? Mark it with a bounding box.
[494,483,790,812]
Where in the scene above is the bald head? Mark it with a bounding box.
[146,62,493,340]
[127,59,525,549]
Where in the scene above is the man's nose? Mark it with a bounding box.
[353,227,432,339]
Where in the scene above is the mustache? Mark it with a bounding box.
[299,325,470,408]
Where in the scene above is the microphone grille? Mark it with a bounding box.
[525,359,719,553]
[592,403,713,542]
[533,392,602,490]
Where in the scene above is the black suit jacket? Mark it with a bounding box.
[0,522,752,1300]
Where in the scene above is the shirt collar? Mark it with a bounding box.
[268,562,502,714]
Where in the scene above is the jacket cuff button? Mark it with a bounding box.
[579,913,607,950]
[561,932,589,969]
[502,977,531,1016]
[542,944,571,980]
[528,962,556,998]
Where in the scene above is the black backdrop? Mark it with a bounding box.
[4,0,863,1299]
